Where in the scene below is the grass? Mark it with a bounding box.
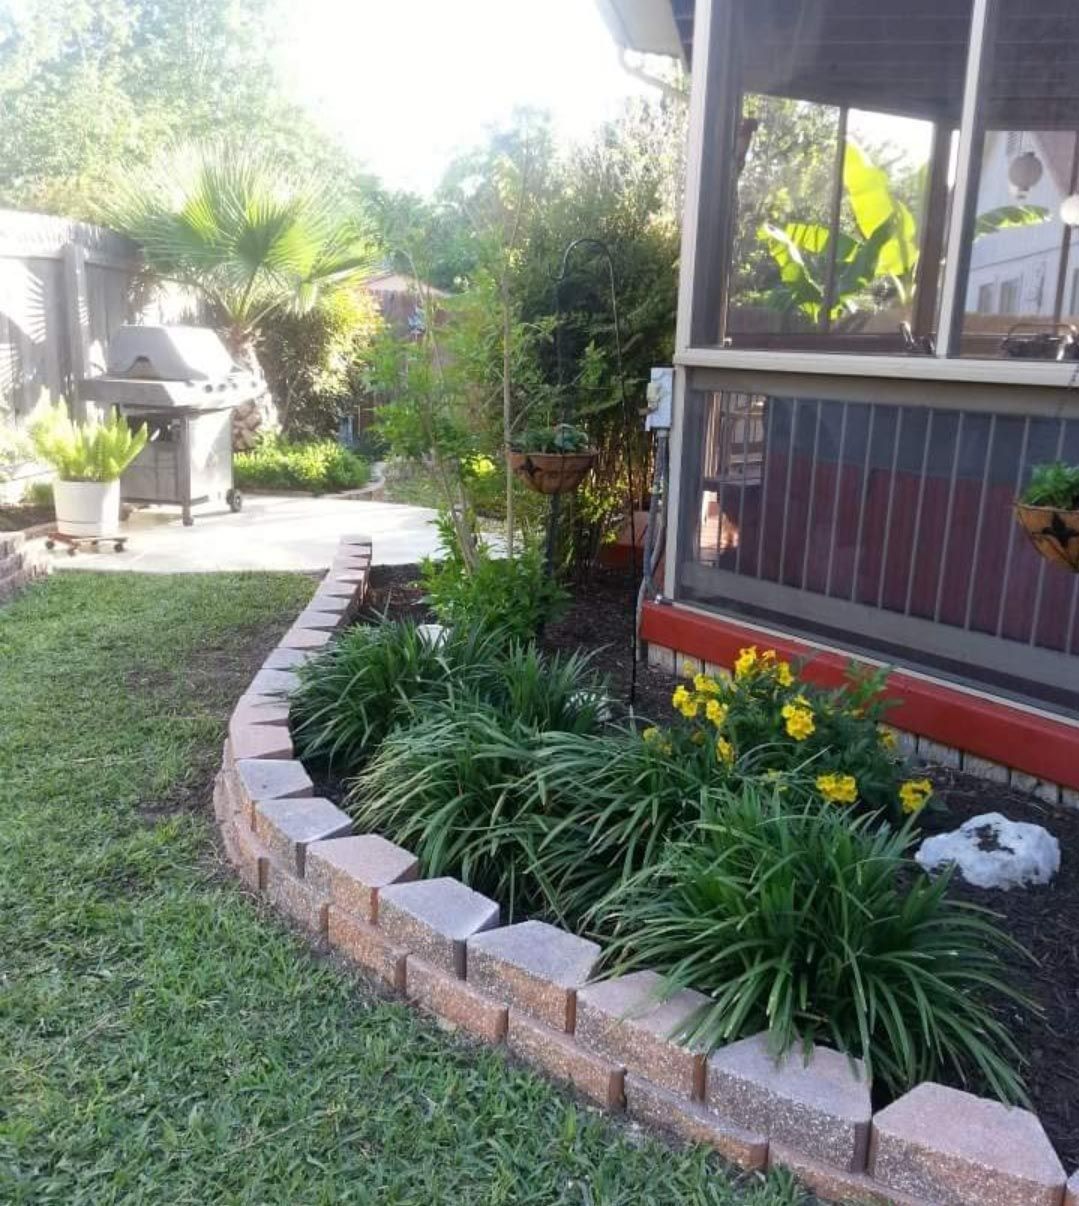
[0,571,807,1205]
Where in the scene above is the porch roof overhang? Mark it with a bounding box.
[596,1,1079,129]
[593,0,692,62]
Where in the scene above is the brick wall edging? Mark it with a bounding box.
[0,532,50,604]
[211,536,1075,1206]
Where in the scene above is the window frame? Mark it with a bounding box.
[677,0,1079,385]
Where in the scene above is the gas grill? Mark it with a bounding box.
[80,326,263,525]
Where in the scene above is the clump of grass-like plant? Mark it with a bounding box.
[349,683,606,916]
[290,620,507,770]
[594,785,1032,1104]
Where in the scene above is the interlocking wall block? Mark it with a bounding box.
[769,1143,927,1206]
[292,607,347,633]
[316,580,359,598]
[234,759,313,821]
[707,1033,872,1172]
[263,861,329,936]
[406,956,508,1043]
[247,667,301,697]
[378,878,499,978]
[625,1075,767,1170]
[221,819,272,892]
[278,624,334,651]
[575,970,708,1099]
[305,834,418,922]
[327,906,407,992]
[466,920,600,1032]
[253,797,352,875]
[227,721,293,763]
[263,646,316,671]
[230,694,291,731]
[507,1010,625,1110]
[870,1082,1067,1206]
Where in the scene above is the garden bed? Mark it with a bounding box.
[358,561,1079,1171]
[0,502,53,532]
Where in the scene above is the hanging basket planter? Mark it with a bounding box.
[1014,503,1079,572]
[509,449,597,495]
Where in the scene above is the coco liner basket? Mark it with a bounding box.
[509,449,596,496]
[1015,502,1079,571]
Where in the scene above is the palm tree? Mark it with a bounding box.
[104,142,379,365]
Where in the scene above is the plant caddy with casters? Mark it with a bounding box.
[29,402,147,554]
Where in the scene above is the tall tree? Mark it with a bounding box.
[0,0,358,216]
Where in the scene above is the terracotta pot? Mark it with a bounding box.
[1014,502,1079,572]
[508,450,596,495]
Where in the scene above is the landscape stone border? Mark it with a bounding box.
[212,535,1073,1206]
[0,531,50,603]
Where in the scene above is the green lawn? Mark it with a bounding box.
[0,572,806,1205]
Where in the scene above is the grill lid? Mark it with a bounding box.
[106,325,236,381]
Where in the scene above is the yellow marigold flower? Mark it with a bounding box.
[783,707,815,741]
[642,726,661,743]
[672,685,691,710]
[693,673,721,696]
[816,772,858,804]
[734,646,758,679]
[899,778,933,815]
[682,660,698,679]
[705,699,728,727]
[760,649,776,664]
[775,661,794,687]
[878,727,897,752]
[716,736,735,765]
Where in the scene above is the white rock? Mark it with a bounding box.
[915,812,1060,890]
[415,623,447,649]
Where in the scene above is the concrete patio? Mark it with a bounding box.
[54,493,440,574]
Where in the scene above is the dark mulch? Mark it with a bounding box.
[0,503,53,532]
[354,562,1079,1169]
[919,770,1079,1169]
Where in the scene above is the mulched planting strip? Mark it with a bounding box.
[347,562,1079,1171]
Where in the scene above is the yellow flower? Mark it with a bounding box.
[734,646,758,679]
[642,727,673,756]
[775,661,794,687]
[693,673,721,696]
[671,685,694,716]
[816,772,858,804]
[878,727,897,752]
[705,698,729,727]
[682,660,698,679]
[899,778,933,815]
[782,705,815,741]
[716,736,735,765]
[690,730,705,745]
[642,726,661,744]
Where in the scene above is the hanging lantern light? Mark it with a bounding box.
[1061,194,1079,227]
[1009,150,1044,198]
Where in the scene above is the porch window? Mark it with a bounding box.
[692,0,1079,365]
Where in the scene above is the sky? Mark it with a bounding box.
[278,0,654,195]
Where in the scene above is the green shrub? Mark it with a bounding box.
[290,620,506,771]
[1021,461,1079,509]
[596,786,1031,1103]
[29,401,147,482]
[234,435,369,494]
[421,516,568,641]
[348,651,608,915]
[655,649,932,824]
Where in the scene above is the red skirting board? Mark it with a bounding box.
[640,599,1079,791]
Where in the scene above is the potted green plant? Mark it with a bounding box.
[508,423,596,495]
[30,402,148,541]
[1015,461,1079,571]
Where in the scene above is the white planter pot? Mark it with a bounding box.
[53,479,121,539]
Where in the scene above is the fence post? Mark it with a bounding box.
[62,242,91,421]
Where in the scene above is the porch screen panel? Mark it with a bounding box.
[679,389,1079,709]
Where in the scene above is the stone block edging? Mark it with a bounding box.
[0,532,50,603]
[211,536,1070,1206]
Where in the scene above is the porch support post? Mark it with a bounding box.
[936,0,993,357]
